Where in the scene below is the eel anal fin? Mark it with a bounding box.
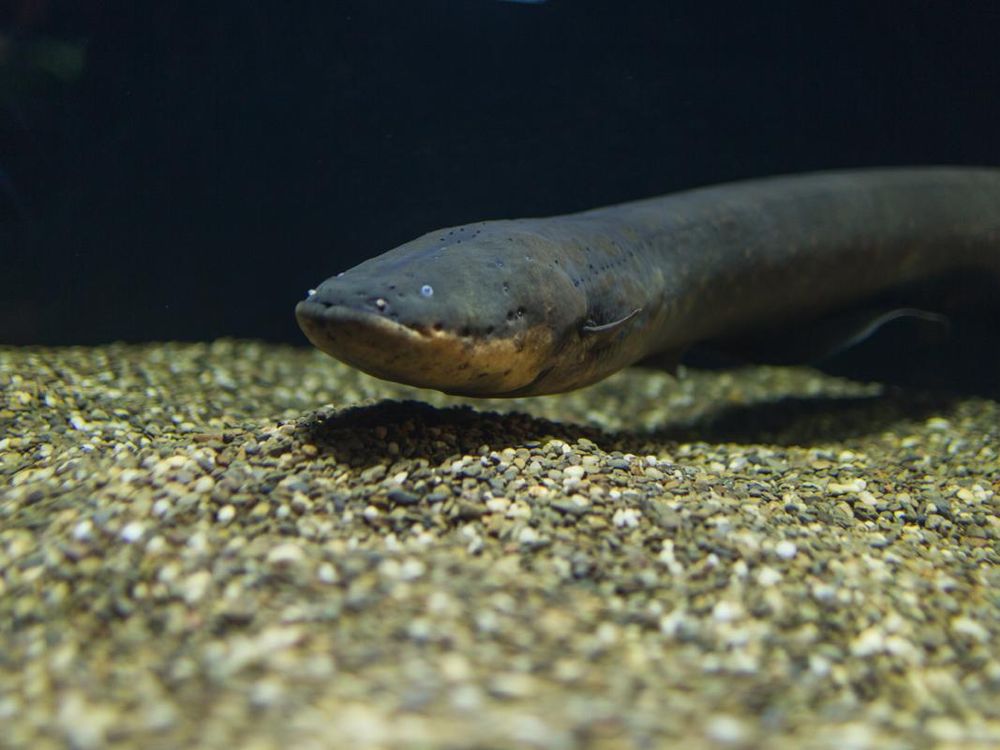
[815,307,951,361]
[708,306,952,366]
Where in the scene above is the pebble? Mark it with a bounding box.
[774,539,798,560]
[705,714,751,744]
[120,521,145,543]
[266,542,306,567]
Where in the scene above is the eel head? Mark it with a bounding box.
[295,221,598,396]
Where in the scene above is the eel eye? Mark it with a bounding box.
[375,298,388,311]
[420,285,434,298]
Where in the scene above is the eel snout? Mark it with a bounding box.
[295,294,558,397]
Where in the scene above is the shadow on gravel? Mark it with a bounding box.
[297,385,970,467]
[647,388,963,447]
[299,400,607,467]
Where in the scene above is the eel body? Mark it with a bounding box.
[296,167,1000,396]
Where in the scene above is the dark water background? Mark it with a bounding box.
[2,0,999,350]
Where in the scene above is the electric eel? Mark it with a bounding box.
[296,167,1000,397]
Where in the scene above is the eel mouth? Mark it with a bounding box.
[295,299,555,396]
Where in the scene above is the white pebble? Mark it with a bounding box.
[517,526,540,545]
[711,600,743,623]
[828,478,867,495]
[120,521,145,543]
[449,684,483,712]
[809,653,831,676]
[317,562,339,584]
[951,616,989,642]
[705,714,750,744]
[193,475,215,493]
[180,570,212,604]
[850,626,885,657]
[485,497,510,513]
[756,566,782,587]
[398,558,426,581]
[774,540,797,560]
[266,543,306,567]
[612,507,641,528]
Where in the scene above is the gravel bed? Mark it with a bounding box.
[2,340,999,749]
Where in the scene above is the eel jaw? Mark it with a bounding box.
[295,299,556,397]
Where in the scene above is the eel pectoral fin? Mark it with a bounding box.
[581,308,642,338]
